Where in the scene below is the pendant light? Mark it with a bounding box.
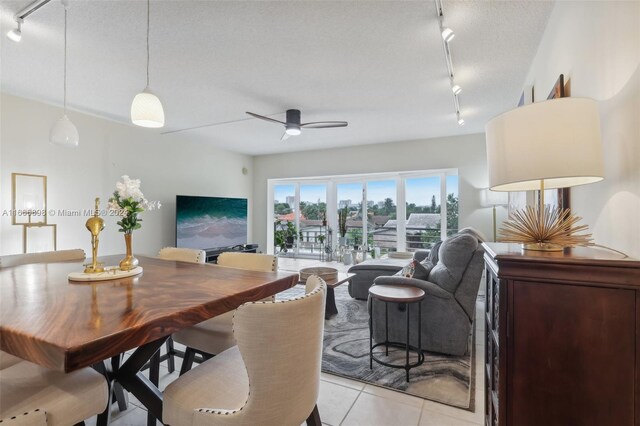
[131,0,164,128]
[50,0,79,147]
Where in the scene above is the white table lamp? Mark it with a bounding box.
[485,97,604,251]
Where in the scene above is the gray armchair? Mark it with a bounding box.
[370,231,484,356]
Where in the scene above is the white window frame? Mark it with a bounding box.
[267,169,458,255]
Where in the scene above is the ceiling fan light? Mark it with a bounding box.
[451,84,462,95]
[285,126,301,136]
[50,114,79,147]
[441,27,455,42]
[131,88,165,128]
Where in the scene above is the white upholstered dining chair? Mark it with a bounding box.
[172,252,278,374]
[0,248,85,269]
[0,248,107,425]
[154,247,208,377]
[0,360,109,425]
[0,249,87,376]
[163,276,326,426]
[158,247,207,264]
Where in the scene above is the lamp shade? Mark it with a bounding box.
[131,88,165,128]
[485,98,604,191]
[50,114,79,147]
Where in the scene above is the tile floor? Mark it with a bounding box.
[88,258,486,426]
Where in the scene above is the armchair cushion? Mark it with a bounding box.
[428,234,478,293]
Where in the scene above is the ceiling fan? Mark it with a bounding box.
[246,109,348,140]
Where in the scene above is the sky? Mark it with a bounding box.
[274,176,458,206]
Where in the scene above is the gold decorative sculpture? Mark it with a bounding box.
[84,198,105,273]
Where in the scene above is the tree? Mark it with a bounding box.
[446,193,459,235]
[384,197,395,213]
[430,195,437,213]
[274,203,292,215]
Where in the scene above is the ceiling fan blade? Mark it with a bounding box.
[300,121,348,129]
[281,131,291,141]
[246,112,286,125]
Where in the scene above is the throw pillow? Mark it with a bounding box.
[428,240,443,264]
[395,259,432,280]
[428,234,478,293]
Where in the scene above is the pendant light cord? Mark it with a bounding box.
[63,5,67,112]
[146,0,150,88]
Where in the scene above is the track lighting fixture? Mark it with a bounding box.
[441,27,454,42]
[435,0,465,126]
[7,19,22,42]
[6,0,54,43]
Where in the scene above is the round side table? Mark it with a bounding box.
[368,284,425,382]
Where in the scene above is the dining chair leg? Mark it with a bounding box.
[180,347,196,376]
[94,361,113,426]
[165,337,175,373]
[147,350,161,426]
[305,404,321,426]
[73,422,86,426]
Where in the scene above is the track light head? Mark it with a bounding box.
[441,27,454,42]
[457,112,465,126]
[7,19,22,42]
[452,84,462,95]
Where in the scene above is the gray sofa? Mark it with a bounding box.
[369,230,484,356]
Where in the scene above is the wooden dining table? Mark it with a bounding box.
[0,255,298,425]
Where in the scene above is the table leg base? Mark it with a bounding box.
[370,341,425,382]
[325,286,338,319]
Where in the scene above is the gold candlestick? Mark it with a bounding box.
[84,198,105,273]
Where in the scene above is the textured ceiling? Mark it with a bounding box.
[0,0,554,155]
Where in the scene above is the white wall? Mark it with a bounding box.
[252,133,495,252]
[0,94,253,256]
[524,1,640,258]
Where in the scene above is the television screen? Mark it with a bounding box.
[176,195,248,250]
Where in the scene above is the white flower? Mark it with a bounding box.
[142,200,161,211]
[115,175,146,202]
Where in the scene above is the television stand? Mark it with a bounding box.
[205,244,258,264]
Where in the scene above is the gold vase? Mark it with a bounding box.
[119,233,139,271]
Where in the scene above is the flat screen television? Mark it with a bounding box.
[176,195,248,250]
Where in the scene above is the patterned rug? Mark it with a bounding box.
[278,284,476,411]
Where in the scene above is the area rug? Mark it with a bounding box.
[278,284,476,411]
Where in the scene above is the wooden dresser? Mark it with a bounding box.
[483,243,640,426]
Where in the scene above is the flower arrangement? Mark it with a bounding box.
[108,175,160,234]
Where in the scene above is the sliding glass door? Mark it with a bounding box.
[367,180,397,256]
[268,170,458,257]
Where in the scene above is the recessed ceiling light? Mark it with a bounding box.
[441,27,454,42]
[451,85,462,95]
